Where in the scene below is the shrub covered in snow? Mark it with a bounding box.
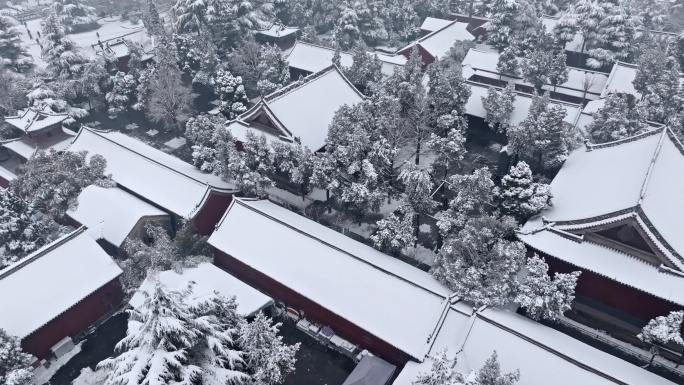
[639,310,684,346]
[0,328,33,385]
[494,161,552,222]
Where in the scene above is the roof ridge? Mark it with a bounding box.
[637,127,667,206]
[0,227,86,281]
[231,198,448,299]
[587,128,662,150]
[464,80,582,108]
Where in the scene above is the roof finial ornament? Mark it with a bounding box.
[584,139,593,152]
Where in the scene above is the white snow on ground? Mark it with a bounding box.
[164,137,186,150]
[418,223,431,234]
[34,342,83,385]
[17,15,152,69]
[403,244,437,266]
[72,367,107,385]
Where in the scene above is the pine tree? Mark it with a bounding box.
[345,41,383,93]
[548,52,568,92]
[221,130,275,198]
[485,0,522,52]
[497,46,519,78]
[427,60,472,119]
[676,32,684,69]
[436,168,495,238]
[474,352,520,385]
[413,348,466,385]
[428,112,467,178]
[370,206,416,256]
[212,69,249,119]
[515,254,580,321]
[106,71,138,122]
[494,161,552,222]
[0,329,33,385]
[48,0,98,33]
[521,50,553,93]
[639,311,684,346]
[256,44,290,96]
[586,0,637,68]
[0,16,32,72]
[586,93,647,143]
[563,0,604,66]
[12,150,115,220]
[99,283,251,385]
[633,46,667,97]
[636,0,668,31]
[272,141,316,198]
[238,312,300,385]
[399,163,436,242]
[41,12,90,82]
[642,57,682,124]
[144,0,163,35]
[432,214,526,307]
[482,83,516,133]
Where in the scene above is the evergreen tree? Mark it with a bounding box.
[238,312,300,385]
[399,163,436,242]
[548,52,569,92]
[12,150,115,220]
[221,130,275,198]
[474,352,520,385]
[521,50,553,93]
[345,42,383,93]
[98,283,251,385]
[494,161,552,222]
[515,254,580,321]
[106,71,138,122]
[562,0,604,66]
[641,57,683,124]
[428,112,467,180]
[436,167,495,238]
[482,83,516,133]
[427,60,472,119]
[497,46,519,78]
[271,141,316,198]
[256,44,290,96]
[639,311,684,346]
[144,0,164,35]
[676,32,684,69]
[370,206,416,256]
[485,0,522,52]
[636,0,668,31]
[586,93,647,143]
[185,113,233,173]
[212,69,249,119]
[0,329,33,385]
[0,16,32,72]
[41,12,90,83]
[633,46,667,97]
[413,348,466,385]
[586,0,638,68]
[48,0,98,33]
[432,214,526,307]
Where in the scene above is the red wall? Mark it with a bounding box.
[398,44,435,67]
[538,251,682,322]
[213,250,413,366]
[0,174,10,188]
[193,192,235,236]
[21,279,123,359]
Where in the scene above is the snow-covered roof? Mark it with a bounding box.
[464,81,583,127]
[420,17,453,33]
[0,165,16,184]
[4,106,68,133]
[0,228,122,338]
[541,15,585,53]
[68,127,238,218]
[462,49,608,100]
[399,21,475,60]
[601,62,641,99]
[234,66,364,151]
[208,198,452,360]
[129,263,274,317]
[256,23,299,38]
[395,306,677,385]
[286,41,406,76]
[1,128,76,160]
[67,185,168,247]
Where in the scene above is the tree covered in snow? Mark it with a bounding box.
[370,206,416,256]
[558,0,604,65]
[238,312,300,385]
[0,16,32,73]
[586,0,638,68]
[0,67,29,117]
[186,113,233,173]
[507,92,581,172]
[521,50,553,93]
[482,83,516,133]
[676,32,684,69]
[639,311,684,346]
[144,0,164,35]
[26,81,88,124]
[41,12,91,84]
[257,44,290,95]
[146,38,196,137]
[47,0,98,33]
[413,348,466,385]
[399,163,436,240]
[515,254,580,321]
[427,60,472,119]
[12,150,114,220]
[494,161,552,222]
[120,223,211,295]
[220,130,275,198]
[474,351,520,385]
[548,52,569,91]
[386,46,424,112]
[345,41,383,93]
[313,97,398,220]
[0,329,33,385]
[497,46,519,78]
[0,189,66,267]
[272,141,316,198]
[436,168,495,238]
[212,69,249,119]
[106,71,138,122]
[432,214,526,307]
[586,93,647,143]
[485,0,523,52]
[639,57,683,124]
[633,46,667,97]
[428,112,467,181]
[636,0,668,31]
[99,283,249,385]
